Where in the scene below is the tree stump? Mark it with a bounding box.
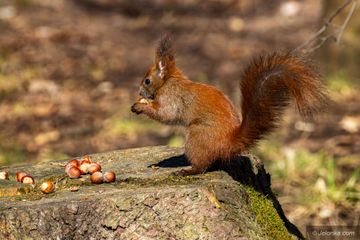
[0,146,303,239]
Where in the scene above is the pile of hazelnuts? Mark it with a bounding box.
[0,170,54,194]
[0,155,116,195]
[0,170,36,185]
[65,155,116,184]
[0,171,35,184]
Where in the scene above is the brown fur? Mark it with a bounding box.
[131,36,327,175]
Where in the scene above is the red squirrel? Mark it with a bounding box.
[131,35,327,176]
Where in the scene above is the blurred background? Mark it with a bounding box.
[0,0,359,233]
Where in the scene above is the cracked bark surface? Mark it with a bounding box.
[0,146,301,239]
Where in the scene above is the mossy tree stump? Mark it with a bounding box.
[0,146,302,239]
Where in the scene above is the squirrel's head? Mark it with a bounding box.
[139,34,177,100]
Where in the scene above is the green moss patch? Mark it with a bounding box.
[244,186,293,240]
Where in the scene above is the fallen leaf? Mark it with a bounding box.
[69,186,80,192]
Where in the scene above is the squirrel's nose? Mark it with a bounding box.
[139,88,154,99]
[139,87,146,97]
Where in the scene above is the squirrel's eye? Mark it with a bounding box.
[144,78,151,85]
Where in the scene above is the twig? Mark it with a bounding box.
[295,0,357,53]
[328,0,354,22]
[295,25,327,52]
[306,34,337,53]
[336,0,357,44]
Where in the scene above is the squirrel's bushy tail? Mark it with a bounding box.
[237,52,328,149]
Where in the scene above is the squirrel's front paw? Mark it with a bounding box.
[131,103,144,114]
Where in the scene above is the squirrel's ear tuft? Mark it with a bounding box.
[155,34,175,79]
[156,34,174,60]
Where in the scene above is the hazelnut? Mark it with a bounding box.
[81,155,92,164]
[80,159,91,165]
[90,171,103,184]
[67,166,81,179]
[139,98,149,104]
[40,180,55,194]
[65,164,73,173]
[103,171,116,183]
[21,175,35,185]
[65,159,79,173]
[67,159,79,167]
[0,171,9,180]
[88,163,101,174]
[16,172,27,182]
[79,163,90,175]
